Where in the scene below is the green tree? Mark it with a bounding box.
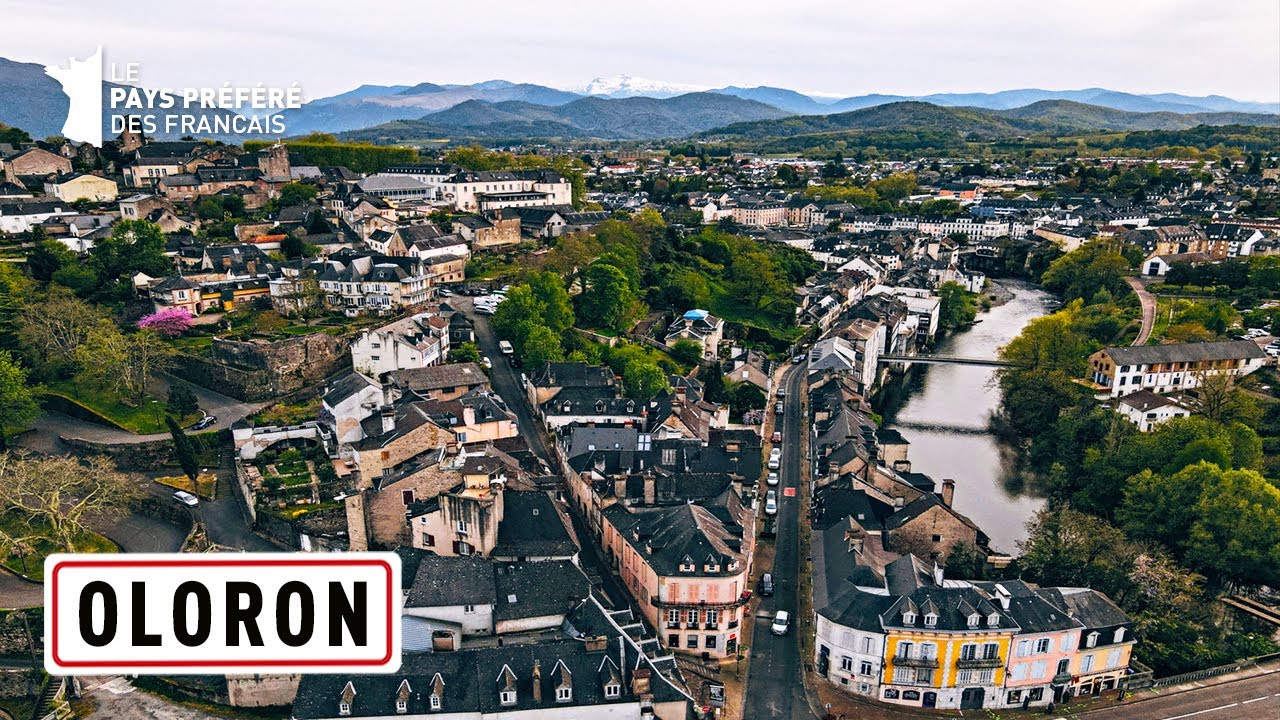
[0,352,38,451]
[166,382,200,418]
[521,325,563,369]
[449,342,483,365]
[938,281,977,330]
[669,339,703,366]
[1040,242,1130,303]
[701,361,728,404]
[27,238,76,283]
[581,262,637,332]
[623,361,667,399]
[276,182,318,207]
[166,415,201,489]
[1185,468,1280,587]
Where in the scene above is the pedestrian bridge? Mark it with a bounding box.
[878,353,1017,368]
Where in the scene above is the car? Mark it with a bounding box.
[775,401,784,415]
[173,490,199,507]
[481,356,493,370]
[759,573,775,596]
[772,430,782,443]
[766,471,779,486]
[771,610,790,635]
[191,415,217,431]
[1267,346,1280,357]
[499,340,514,355]
[437,288,453,296]
[761,517,777,538]
[776,388,786,398]
[507,355,522,368]
[768,447,781,470]
[793,354,806,364]
[475,304,495,316]
[764,489,778,515]
[520,372,529,389]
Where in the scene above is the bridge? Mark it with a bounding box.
[877,353,1017,368]
[1221,595,1280,627]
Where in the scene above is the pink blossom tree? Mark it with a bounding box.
[136,308,193,337]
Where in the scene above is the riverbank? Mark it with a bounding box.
[876,280,1052,551]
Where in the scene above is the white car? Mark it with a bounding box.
[173,490,199,507]
[475,304,495,316]
[768,448,781,470]
[771,610,790,635]
[766,472,779,486]
[764,489,778,516]
[482,356,493,370]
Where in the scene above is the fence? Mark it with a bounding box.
[1146,652,1280,689]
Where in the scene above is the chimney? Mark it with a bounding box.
[631,667,651,696]
[380,405,396,435]
[893,495,905,509]
[585,635,608,652]
[222,255,231,269]
[933,562,944,586]
[941,479,955,507]
[531,660,542,703]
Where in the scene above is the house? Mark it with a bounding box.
[405,447,526,557]
[291,595,694,720]
[664,309,724,361]
[2,147,71,180]
[47,173,119,203]
[1088,340,1267,397]
[454,210,522,249]
[1034,587,1136,699]
[442,170,573,212]
[1141,252,1210,277]
[388,362,489,401]
[600,502,751,659]
[1114,389,1190,432]
[350,312,451,377]
[810,322,883,396]
[311,252,431,316]
[527,362,617,408]
[731,199,787,227]
[0,201,76,234]
[322,372,386,444]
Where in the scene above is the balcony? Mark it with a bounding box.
[704,622,719,631]
[1053,672,1074,685]
[685,622,700,629]
[893,655,939,669]
[956,657,1004,669]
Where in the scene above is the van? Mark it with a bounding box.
[499,340,514,355]
[775,401,784,415]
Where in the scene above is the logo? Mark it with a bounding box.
[44,46,104,147]
[45,553,402,675]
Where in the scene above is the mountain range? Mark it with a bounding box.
[0,55,1276,143]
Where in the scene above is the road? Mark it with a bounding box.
[1068,673,1278,720]
[1125,276,1156,346]
[453,296,550,463]
[743,364,808,720]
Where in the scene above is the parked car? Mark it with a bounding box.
[771,430,782,443]
[172,490,199,507]
[764,489,778,515]
[793,354,805,364]
[776,388,786,398]
[475,304,495,316]
[499,340,514,355]
[191,415,217,431]
[771,610,790,635]
[761,517,777,538]
[759,573,775,596]
[766,471,779,486]
[481,356,493,370]
[507,355,522,368]
[775,401,784,415]
[768,448,781,470]
[520,372,529,389]
[437,288,453,296]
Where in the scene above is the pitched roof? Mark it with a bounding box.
[1101,340,1265,365]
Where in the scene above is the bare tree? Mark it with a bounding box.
[1193,370,1235,422]
[0,453,143,552]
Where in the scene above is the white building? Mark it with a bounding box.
[442,169,572,212]
[1115,390,1190,432]
[351,312,450,378]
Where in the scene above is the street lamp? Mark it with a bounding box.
[149,399,161,427]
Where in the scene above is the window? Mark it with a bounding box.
[705,635,718,649]
[1007,690,1023,704]
[976,668,994,685]
[463,604,475,614]
[1016,639,1030,657]
[897,641,913,659]
[892,667,913,684]
[421,533,435,547]
[706,609,719,626]
[919,643,937,660]
[841,656,853,672]
[1031,660,1047,679]
[859,661,873,676]
[860,636,873,654]
[686,635,698,649]
[604,683,621,699]
[988,612,1000,627]
[1086,632,1099,648]
[1061,634,1075,652]
[429,694,441,710]
[1106,649,1121,669]
[1114,628,1126,643]
[960,644,977,661]
[686,609,699,625]
[396,699,407,713]
[1010,663,1027,681]
[1028,687,1044,702]
[456,520,469,535]
[1035,638,1051,654]
[667,634,679,647]
[500,690,516,706]
[924,613,937,627]
[902,611,916,626]
[402,489,415,505]
[667,609,680,626]
[1081,654,1095,673]
[982,643,999,660]
[968,613,980,628]
[556,687,571,703]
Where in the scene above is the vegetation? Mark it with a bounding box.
[937,281,978,331]
[245,136,417,173]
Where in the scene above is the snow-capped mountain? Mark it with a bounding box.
[578,74,707,98]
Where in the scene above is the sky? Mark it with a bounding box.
[3,0,1278,103]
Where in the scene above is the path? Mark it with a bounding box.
[1126,276,1157,346]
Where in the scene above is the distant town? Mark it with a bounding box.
[0,58,1278,720]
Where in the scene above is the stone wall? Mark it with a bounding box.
[175,333,352,402]
[225,674,301,707]
[59,431,224,472]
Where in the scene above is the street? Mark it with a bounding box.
[1067,673,1279,720]
[743,364,809,720]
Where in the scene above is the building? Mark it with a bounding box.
[1088,340,1267,397]
[350,312,451,377]
[1114,389,1190,432]
[2,147,71,180]
[664,309,724,361]
[454,210,522,249]
[47,173,119,203]
[388,363,490,402]
[443,170,573,212]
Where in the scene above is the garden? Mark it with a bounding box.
[247,445,342,521]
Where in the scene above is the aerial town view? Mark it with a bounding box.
[0,1,1277,718]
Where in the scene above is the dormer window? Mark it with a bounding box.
[429,694,441,710]
[500,690,517,706]
[1086,631,1099,648]
[339,702,351,716]
[902,611,916,626]
[968,613,981,629]
[556,686,572,703]
[924,613,937,627]
[604,682,621,699]
[396,699,407,713]
[987,612,1000,627]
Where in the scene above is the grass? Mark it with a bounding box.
[42,380,201,435]
[248,398,321,427]
[155,473,217,499]
[0,511,117,582]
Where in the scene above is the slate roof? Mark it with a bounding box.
[1100,340,1265,366]
[405,555,495,608]
[601,503,745,577]
[492,560,591,622]
[492,491,578,560]
[389,363,488,392]
[1035,587,1132,633]
[971,580,1082,635]
[323,371,380,407]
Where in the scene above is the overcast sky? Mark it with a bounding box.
[4,0,1278,103]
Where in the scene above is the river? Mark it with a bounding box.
[875,281,1054,552]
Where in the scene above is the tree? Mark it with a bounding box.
[701,361,728,404]
[1040,242,1130,303]
[527,273,574,334]
[136,307,193,337]
[521,325,563,369]
[251,310,288,336]
[27,238,76,283]
[75,322,174,402]
[669,339,703,367]
[1184,467,1280,588]
[276,182,318,207]
[166,381,199,418]
[0,453,142,552]
[938,281,977,330]
[449,342,483,365]
[166,416,201,489]
[623,361,667,399]
[581,262,637,332]
[0,352,38,451]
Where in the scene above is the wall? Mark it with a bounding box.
[174,333,352,401]
[224,674,301,707]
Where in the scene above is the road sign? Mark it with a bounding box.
[45,553,401,675]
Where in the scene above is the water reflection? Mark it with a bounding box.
[876,281,1054,552]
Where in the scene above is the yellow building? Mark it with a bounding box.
[48,173,119,203]
[880,588,1016,711]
